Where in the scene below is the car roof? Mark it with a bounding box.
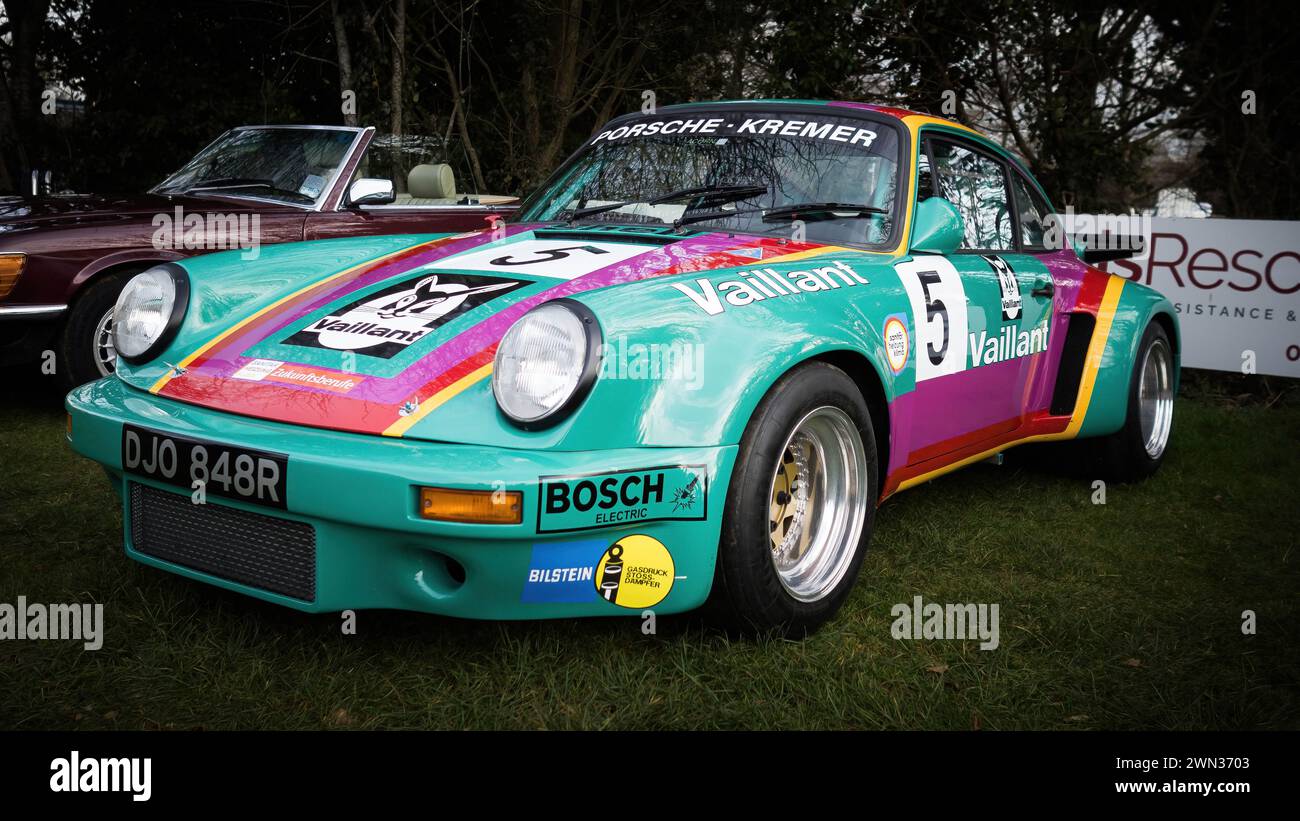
[647,99,956,125]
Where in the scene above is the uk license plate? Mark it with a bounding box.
[121,424,288,509]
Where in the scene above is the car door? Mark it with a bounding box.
[303,203,517,241]
[899,135,1052,465]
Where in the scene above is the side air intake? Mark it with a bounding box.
[1051,313,1097,417]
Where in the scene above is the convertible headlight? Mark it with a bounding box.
[492,299,601,428]
[112,263,189,364]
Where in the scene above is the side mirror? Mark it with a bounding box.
[347,178,395,207]
[910,197,964,255]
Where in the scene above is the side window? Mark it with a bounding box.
[1009,172,1052,250]
[930,139,1013,250]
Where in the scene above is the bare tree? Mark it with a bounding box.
[0,0,52,192]
[329,0,357,126]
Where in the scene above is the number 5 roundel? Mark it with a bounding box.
[894,258,968,382]
[427,239,658,280]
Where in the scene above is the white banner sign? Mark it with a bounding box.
[1095,217,1300,377]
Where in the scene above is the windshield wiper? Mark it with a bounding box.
[567,184,768,222]
[181,178,313,201]
[673,201,890,231]
[181,177,276,193]
[760,202,889,222]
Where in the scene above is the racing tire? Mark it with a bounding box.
[58,271,132,390]
[707,361,877,637]
[1092,321,1176,482]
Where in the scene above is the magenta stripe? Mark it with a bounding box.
[194,227,533,376]
[346,232,751,403]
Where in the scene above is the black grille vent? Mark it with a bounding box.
[1050,312,1097,416]
[129,483,316,602]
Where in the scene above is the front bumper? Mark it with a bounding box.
[66,377,736,619]
[0,306,63,367]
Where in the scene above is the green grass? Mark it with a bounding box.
[2,368,1297,730]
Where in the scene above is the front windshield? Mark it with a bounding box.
[516,110,901,247]
[154,127,358,205]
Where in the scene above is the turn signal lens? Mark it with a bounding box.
[0,253,25,300]
[419,486,522,524]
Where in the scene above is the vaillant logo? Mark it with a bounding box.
[282,272,527,358]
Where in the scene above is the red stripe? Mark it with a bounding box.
[161,345,499,435]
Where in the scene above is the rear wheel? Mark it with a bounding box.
[708,362,877,637]
[1094,321,1176,481]
[58,271,131,390]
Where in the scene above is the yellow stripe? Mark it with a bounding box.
[1062,276,1125,437]
[381,363,494,437]
[895,277,1126,492]
[901,113,982,136]
[747,245,852,266]
[148,239,442,394]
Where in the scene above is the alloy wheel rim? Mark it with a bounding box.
[1138,337,1173,458]
[93,308,117,376]
[767,406,868,602]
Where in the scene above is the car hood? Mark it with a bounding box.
[123,225,884,445]
[0,192,271,232]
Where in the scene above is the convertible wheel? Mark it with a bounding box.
[709,361,877,637]
[1095,321,1176,482]
[59,272,130,390]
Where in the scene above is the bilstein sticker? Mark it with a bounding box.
[521,540,605,603]
[537,464,707,533]
[595,534,675,609]
[281,272,527,358]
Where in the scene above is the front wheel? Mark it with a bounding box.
[708,362,877,637]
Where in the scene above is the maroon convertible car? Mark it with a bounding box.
[0,124,517,387]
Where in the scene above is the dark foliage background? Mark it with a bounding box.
[1,0,1297,216]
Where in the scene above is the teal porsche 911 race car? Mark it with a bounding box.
[66,101,1178,635]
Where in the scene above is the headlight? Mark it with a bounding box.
[112,263,189,364]
[492,299,601,428]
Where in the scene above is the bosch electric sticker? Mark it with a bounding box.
[537,465,707,533]
[281,272,526,358]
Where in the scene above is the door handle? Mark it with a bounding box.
[1031,278,1054,298]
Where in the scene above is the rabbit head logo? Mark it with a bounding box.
[287,271,525,358]
[376,275,515,321]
